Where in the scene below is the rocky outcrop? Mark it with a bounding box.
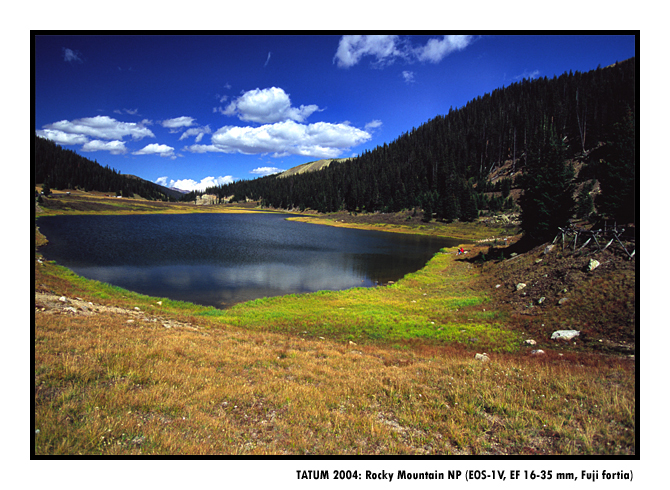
[34,293,199,331]
[195,194,218,205]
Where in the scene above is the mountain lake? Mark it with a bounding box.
[36,213,462,309]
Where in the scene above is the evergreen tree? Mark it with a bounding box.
[421,191,436,222]
[593,108,636,225]
[519,122,575,243]
[459,189,479,222]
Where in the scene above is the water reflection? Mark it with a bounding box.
[37,213,461,308]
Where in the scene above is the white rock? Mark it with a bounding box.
[516,283,527,291]
[587,259,600,272]
[551,330,580,341]
[531,349,546,355]
[475,353,490,362]
[524,339,537,345]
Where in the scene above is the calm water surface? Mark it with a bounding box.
[37,213,461,308]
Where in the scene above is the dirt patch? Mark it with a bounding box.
[468,238,636,356]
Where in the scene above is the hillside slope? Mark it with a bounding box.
[278,158,352,178]
[34,135,177,201]
[208,58,635,221]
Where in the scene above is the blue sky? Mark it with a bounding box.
[34,34,636,192]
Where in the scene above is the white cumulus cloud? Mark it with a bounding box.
[334,35,474,68]
[250,167,285,176]
[155,176,171,187]
[202,120,371,158]
[132,143,175,158]
[333,35,404,68]
[81,140,127,155]
[156,176,234,192]
[178,125,212,142]
[415,35,473,63]
[42,115,155,141]
[221,87,321,124]
[35,129,89,145]
[162,116,196,130]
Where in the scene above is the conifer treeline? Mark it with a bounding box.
[34,136,174,200]
[207,58,635,222]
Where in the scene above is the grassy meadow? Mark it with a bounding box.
[33,199,636,455]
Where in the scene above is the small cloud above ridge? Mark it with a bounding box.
[251,166,285,176]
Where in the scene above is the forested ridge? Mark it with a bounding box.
[34,136,176,201]
[206,58,636,237]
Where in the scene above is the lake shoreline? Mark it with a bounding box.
[36,211,461,310]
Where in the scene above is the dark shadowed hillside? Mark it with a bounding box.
[34,135,177,201]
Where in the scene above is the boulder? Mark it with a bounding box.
[524,339,537,345]
[551,330,580,341]
[516,283,527,291]
[474,353,490,362]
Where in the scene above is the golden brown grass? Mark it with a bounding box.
[34,306,634,455]
[34,250,635,456]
